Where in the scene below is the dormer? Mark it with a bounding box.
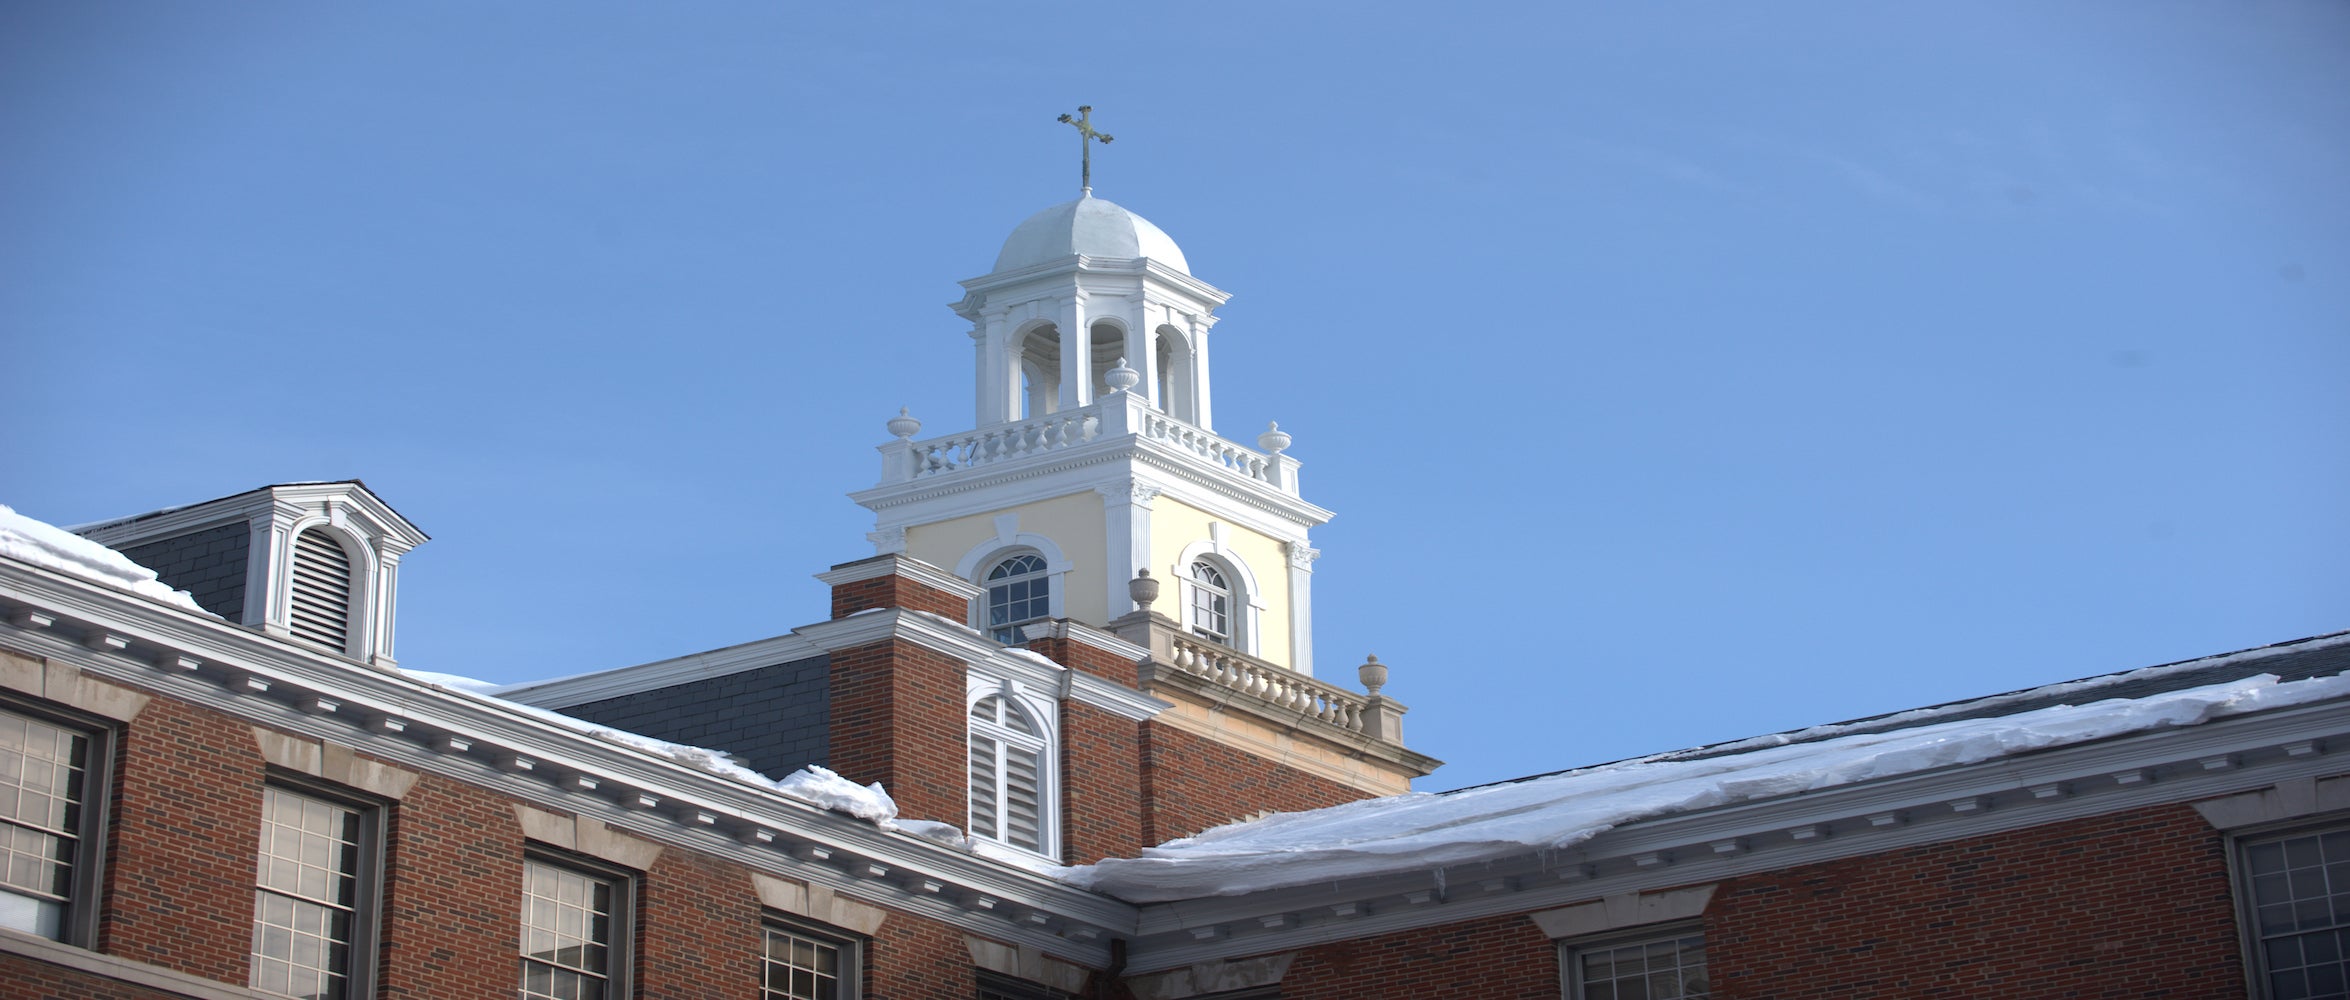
[73,481,427,668]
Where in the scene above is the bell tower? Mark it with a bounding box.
[850,188,1334,674]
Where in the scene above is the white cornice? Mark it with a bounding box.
[814,555,985,601]
[797,609,1167,723]
[851,436,1333,536]
[76,482,429,550]
[495,632,825,708]
[1112,696,2350,972]
[0,560,1135,963]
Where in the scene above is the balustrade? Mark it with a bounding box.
[881,395,1294,494]
[1165,633,1367,734]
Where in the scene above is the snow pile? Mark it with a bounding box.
[1,504,212,615]
[406,670,948,835]
[1064,670,2350,902]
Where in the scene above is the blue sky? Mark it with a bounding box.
[4,3,2344,792]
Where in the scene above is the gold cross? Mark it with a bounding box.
[1056,105,1114,193]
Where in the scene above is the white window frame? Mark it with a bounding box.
[762,915,863,1000]
[0,697,111,947]
[2235,820,2350,998]
[1562,924,1709,1000]
[955,527,1072,641]
[519,852,634,1000]
[965,676,1060,863]
[1173,537,1265,655]
[250,780,383,1000]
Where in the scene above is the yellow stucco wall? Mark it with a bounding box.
[1148,496,1293,670]
[903,491,1111,626]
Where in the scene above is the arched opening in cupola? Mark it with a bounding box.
[1154,325,1196,424]
[1016,325,1061,419]
[1087,320,1127,401]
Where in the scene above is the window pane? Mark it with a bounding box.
[521,860,618,1000]
[251,787,361,999]
[763,925,850,1000]
[1575,934,1707,1000]
[2247,830,2350,998]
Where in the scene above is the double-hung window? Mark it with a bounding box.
[0,700,107,944]
[2239,825,2350,997]
[763,918,861,999]
[521,855,632,1000]
[1565,928,1708,1000]
[251,783,379,999]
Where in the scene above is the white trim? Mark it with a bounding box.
[955,523,1072,630]
[1530,885,1716,939]
[0,561,1135,962]
[1174,536,1263,655]
[814,555,985,602]
[966,674,1061,862]
[2,926,287,1000]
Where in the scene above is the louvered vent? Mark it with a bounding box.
[1003,743,1042,851]
[289,529,353,652]
[970,695,1047,853]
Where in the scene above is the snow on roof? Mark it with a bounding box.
[2,503,213,615]
[1062,667,2350,902]
[401,671,968,847]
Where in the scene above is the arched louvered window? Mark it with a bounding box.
[984,553,1051,644]
[968,694,1046,854]
[289,528,355,652]
[1188,559,1233,646]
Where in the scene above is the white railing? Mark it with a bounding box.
[1139,412,1276,485]
[1166,634,1366,734]
[902,409,1100,478]
[878,391,1298,494]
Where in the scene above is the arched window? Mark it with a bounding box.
[1188,559,1234,646]
[968,695,1047,854]
[288,528,355,653]
[984,553,1051,644]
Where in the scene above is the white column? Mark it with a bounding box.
[243,511,286,630]
[1284,541,1319,676]
[1096,483,1159,619]
[370,548,404,668]
[970,323,992,426]
[1189,315,1214,431]
[1124,296,1155,409]
[1059,295,1091,411]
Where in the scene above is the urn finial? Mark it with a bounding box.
[1128,569,1160,611]
[1105,357,1141,393]
[1258,421,1292,454]
[886,407,923,439]
[1358,654,1388,696]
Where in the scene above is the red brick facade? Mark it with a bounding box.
[1706,803,2245,998]
[0,664,1058,1000]
[829,574,973,622]
[1061,702,1146,864]
[1137,724,1369,844]
[826,637,971,828]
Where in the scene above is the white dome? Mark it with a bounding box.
[993,194,1189,275]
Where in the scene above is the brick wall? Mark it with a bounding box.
[830,575,972,621]
[826,638,970,827]
[1278,912,1562,999]
[1707,802,2244,998]
[1061,702,1146,864]
[1021,635,1139,686]
[7,669,1048,999]
[374,771,525,996]
[1138,724,1371,844]
[118,523,248,622]
[557,654,832,779]
[100,695,265,982]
